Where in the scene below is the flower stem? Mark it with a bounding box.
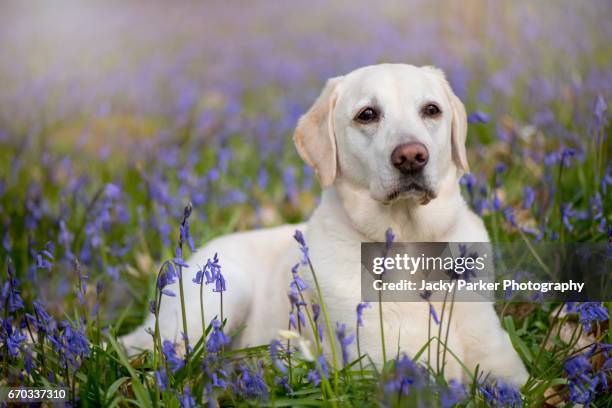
[306,258,339,393]
[199,279,206,355]
[377,290,387,364]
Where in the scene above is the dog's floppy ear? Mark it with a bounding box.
[422,66,469,174]
[294,76,343,188]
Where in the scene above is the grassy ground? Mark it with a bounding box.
[0,1,611,406]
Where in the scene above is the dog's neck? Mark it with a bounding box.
[327,170,467,242]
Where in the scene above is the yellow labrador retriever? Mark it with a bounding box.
[123,63,528,385]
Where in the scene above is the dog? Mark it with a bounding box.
[122,63,528,385]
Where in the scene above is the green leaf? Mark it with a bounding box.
[105,376,130,401]
[504,315,533,364]
[106,334,152,408]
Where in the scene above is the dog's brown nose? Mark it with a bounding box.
[391,142,429,173]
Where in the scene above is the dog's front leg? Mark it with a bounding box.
[454,302,529,385]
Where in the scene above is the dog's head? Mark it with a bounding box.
[294,64,468,205]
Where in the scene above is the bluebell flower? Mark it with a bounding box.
[156,368,169,391]
[561,148,576,168]
[104,183,121,200]
[233,363,269,401]
[312,303,323,342]
[193,265,204,285]
[24,347,35,374]
[269,339,286,373]
[36,243,54,271]
[29,300,54,335]
[257,168,269,190]
[2,261,24,313]
[197,254,226,293]
[213,273,226,293]
[307,368,321,386]
[162,340,185,373]
[593,94,608,130]
[590,192,605,233]
[575,302,609,331]
[336,322,355,367]
[503,206,517,227]
[440,379,467,408]
[460,172,476,196]
[178,386,196,408]
[429,303,440,325]
[561,203,575,231]
[480,380,522,407]
[206,318,230,353]
[492,192,502,211]
[275,376,292,394]
[317,355,329,379]
[522,187,535,209]
[283,165,297,204]
[385,227,395,255]
[290,264,307,292]
[356,302,371,327]
[157,261,177,291]
[544,151,559,167]
[293,230,309,265]
[384,354,425,397]
[1,319,26,357]
[174,255,189,269]
[564,351,601,405]
[49,319,90,371]
[467,111,490,123]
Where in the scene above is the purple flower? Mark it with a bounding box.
[206,318,230,353]
[307,368,321,386]
[162,340,185,373]
[2,262,24,313]
[467,111,490,123]
[24,347,35,373]
[335,322,355,367]
[503,206,517,227]
[312,303,323,342]
[48,319,90,371]
[308,355,329,385]
[1,319,26,357]
[440,379,467,408]
[429,303,440,325]
[385,227,395,252]
[561,148,576,168]
[356,302,371,327]
[293,230,309,265]
[269,339,286,373]
[575,302,609,331]
[594,95,608,130]
[460,172,477,196]
[563,350,602,405]
[522,187,535,209]
[480,380,522,407]
[233,363,269,401]
[213,273,226,293]
[158,261,177,290]
[178,386,196,408]
[290,264,307,292]
[156,368,169,391]
[317,355,329,379]
[193,254,225,292]
[384,354,424,397]
[257,168,269,190]
[561,203,575,231]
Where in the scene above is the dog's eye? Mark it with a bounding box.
[355,107,379,124]
[422,103,441,118]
